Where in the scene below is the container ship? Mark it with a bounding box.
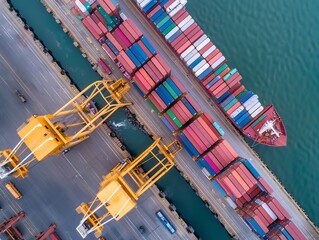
[69,0,304,239]
[134,0,287,147]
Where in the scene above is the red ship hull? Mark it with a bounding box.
[242,105,287,147]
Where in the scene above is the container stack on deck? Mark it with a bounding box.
[134,0,287,147]
[69,0,303,239]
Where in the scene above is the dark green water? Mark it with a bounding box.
[187,0,319,226]
[8,0,230,239]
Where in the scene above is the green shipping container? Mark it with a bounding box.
[167,110,182,128]
[236,89,248,100]
[163,82,178,99]
[84,2,92,12]
[224,69,238,81]
[214,64,228,76]
[157,16,170,29]
[162,23,176,36]
[224,98,238,111]
[98,7,114,27]
[146,99,160,115]
[251,113,266,127]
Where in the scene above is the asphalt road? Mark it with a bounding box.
[0,4,193,240]
[22,0,319,239]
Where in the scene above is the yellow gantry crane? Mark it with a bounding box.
[0,79,130,179]
[76,138,182,238]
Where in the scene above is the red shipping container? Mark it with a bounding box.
[183,22,198,36]
[94,10,107,25]
[207,152,223,170]
[133,74,149,94]
[163,0,175,10]
[122,21,139,41]
[189,30,204,44]
[103,0,117,14]
[97,0,112,15]
[287,222,307,240]
[143,64,159,83]
[139,68,155,88]
[82,18,100,40]
[232,85,245,97]
[199,41,214,55]
[138,40,153,58]
[118,24,135,44]
[106,33,123,52]
[117,54,133,74]
[186,26,201,40]
[155,55,171,76]
[219,67,231,79]
[201,72,216,86]
[254,216,269,233]
[147,5,161,19]
[172,8,187,22]
[258,206,273,225]
[272,198,291,219]
[174,38,189,52]
[112,31,127,50]
[163,112,179,130]
[183,128,206,153]
[254,208,269,227]
[226,101,241,115]
[258,177,273,194]
[174,12,189,25]
[126,19,143,39]
[228,174,246,196]
[135,71,152,91]
[147,61,164,81]
[177,101,192,120]
[197,117,219,143]
[207,78,223,92]
[102,43,116,61]
[170,76,186,93]
[224,71,240,83]
[189,123,211,148]
[85,16,103,36]
[149,91,167,111]
[222,176,242,198]
[171,33,187,48]
[186,126,207,152]
[215,85,230,99]
[208,51,223,65]
[228,75,243,88]
[212,82,227,96]
[171,105,187,124]
[120,51,136,72]
[151,57,167,78]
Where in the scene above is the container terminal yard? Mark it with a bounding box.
[0,0,318,240]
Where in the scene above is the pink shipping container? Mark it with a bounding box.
[208,52,223,65]
[189,30,204,44]
[97,0,112,15]
[143,64,159,83]
[208,152,223,170]
[174,12,189,25]
[272,198,291,219]
[82,18,100,40]
[189,123,211,148]
[133,74,149,94]
[117,54,133,74]
[119,51,136,72]
[186,126,208,152]
[287,222,307,240]
[183,22,198,36]
[155,55,171,76]
[172,33,187,48]
[138,40,153,58]
[151,57,167,78]
[258,177,273,194]
[104,0,117,14]
[228,75,243,88]
[134,71,152,92]
[219,67,231,79]
[122,21,139,41]
[183,128,206,153]
[147,61,164,81]
[139,68,156,88]
[204,155,220,173]
[102,43,117,61]
[174,37,189,52]
[94,10,107,25]
[199,41,214,55]
[112,31,128,50]
[106,33,123,52]
[149,91,167,111]
[163,0,176,10]
[119,24,135,44]
[126,19,143,39]
[176,40,192,55]
[171,8,187,22]
[115,28,131,48]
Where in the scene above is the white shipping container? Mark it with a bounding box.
[195,63,210,77]
[169,4,183,17]
[120,12,128,21]
[178,15,192,29]
[251,106,264,118]
[202,45,216,58]
[230,106,245,118]
[248,102,262,114]
[166,0,179,13]
[137,0,144,4]
[192,59,207,73]
[193,35,207,47]
[183,49,198,62]
[261,203,277,221]
[201,168,212,180]
[75,0,88,14]
[211,56,225,69]
[165,26,179,40]
[181,45,195,59]
[181,19,195,31]
[226,197,237,209]
[243,95,259,108]
[245,100,260,112]
[196,38,211,51]
[186,52,200,66]
[140,0,151,8]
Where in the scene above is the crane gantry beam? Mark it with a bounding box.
[0,79,130,179]
[76,137,182,238]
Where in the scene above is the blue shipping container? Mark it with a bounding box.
[131,44,148,65]
[105,39,119,56]
[168,29,182,43]
[189,56,204,69]
[238,115,252,128]
[150,9,164,22]
[166,78,182,96]
[220,95,235,108]
[159,19,174,32]
[239,91,254,104]
[232,109,246,122]
[200,158,216,176]
[206,76,220,89]
[125,48,141,68]
[153,12,167,25]
[156,85,174,106]
[215,91,230,104]
[143,0,157,13]
[198,67,212,81]
[235,111,249,124]
[141,36,156,55]
[160,0,169,7]
[181,98,197,115]
[132,81,144,97]
[247,218,266,238]
[212,180,227,197]
[161,116,175,132]
[179,133,199,157]
[281,229,293,240]
[243,159,260,179]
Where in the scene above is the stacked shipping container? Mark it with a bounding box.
[138,0,271,131]
[70,0,304,239]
